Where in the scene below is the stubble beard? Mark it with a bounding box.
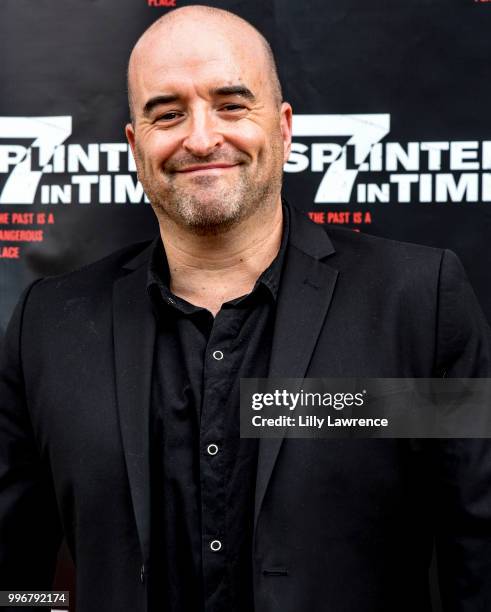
[137,142,284,236]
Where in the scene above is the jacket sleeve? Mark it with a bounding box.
[432,250,491,611]
[0,282,62,594]
[434,249,491,377]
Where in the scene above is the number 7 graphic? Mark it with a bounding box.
[292,114,390,204]
[0,116,72,204]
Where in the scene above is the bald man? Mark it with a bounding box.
[125,6,291,316]
[1,6,491,612]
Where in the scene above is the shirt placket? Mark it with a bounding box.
[199,308,242,611]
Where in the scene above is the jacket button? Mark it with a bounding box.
[140,565,145,583]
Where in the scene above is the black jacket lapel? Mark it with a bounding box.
[255,207,339,532]
[112,243,156,565]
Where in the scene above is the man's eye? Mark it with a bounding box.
[221,104,245,112]
[156,112,181,121]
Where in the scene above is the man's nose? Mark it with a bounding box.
[182,109,223,157]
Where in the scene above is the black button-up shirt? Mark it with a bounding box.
[146,206,289,612]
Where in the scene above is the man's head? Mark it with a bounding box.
[125,5,292,235]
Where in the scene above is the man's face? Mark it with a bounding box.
[126,20,292,233]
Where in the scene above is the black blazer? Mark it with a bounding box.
[1,205,490,612]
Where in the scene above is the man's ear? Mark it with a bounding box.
[279,102,293,163]
[125,122,136,155]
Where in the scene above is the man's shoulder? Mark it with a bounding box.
[327,224,442,261]
[289,203,447,283]
[325,225,447,290]
[27,238,155,303]
[289,204,445,275]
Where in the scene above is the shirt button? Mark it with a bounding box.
[212,350,224,360]
[210,539,222,552]
[207,443,219,456]
[167,297,175,305]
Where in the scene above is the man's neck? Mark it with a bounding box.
[159,201,284,317]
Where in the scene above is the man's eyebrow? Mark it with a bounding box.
[143,94,179,116]
[212,85,256,101]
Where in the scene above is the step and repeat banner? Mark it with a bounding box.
[1,0,491,336]
[1,0,490,608]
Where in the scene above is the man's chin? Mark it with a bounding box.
[176,201,243,235]
[148,176,271,235]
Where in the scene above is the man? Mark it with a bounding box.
[1,5,491,612]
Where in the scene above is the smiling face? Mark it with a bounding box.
[126,11,292,234]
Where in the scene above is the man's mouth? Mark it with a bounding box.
[175,163,239,174]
